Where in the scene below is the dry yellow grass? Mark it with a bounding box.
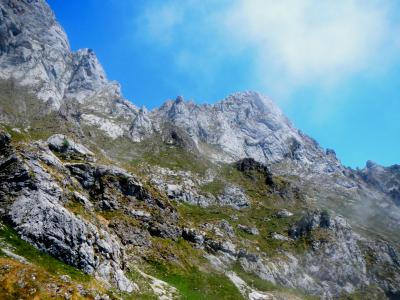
[0,257,108,300]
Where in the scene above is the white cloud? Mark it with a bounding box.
[224,0,394,85]
[135,0,398,95]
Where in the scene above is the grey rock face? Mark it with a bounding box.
[217,185,249,209]
[47,134,94,160]
[205,238,237,258]
[129,107,154,142]
[218,219,235,238]
[66,163,148,211]
[0,0,139,133]
[362,240,400,296]
[270,232,292,241]
[0,131,11,148]
[238,224,259,235]
[0,136,135,292]
[182,227,205,246]
[237,212,400,299]
[64,48,111,103]
[235,158,274,185]
[148,222,182,241]
[109,220,151,248]
[359,161,400,206]
[0,153,33,202]
[288,210,330,239]
[0,0,70,107]
[150,166,250,209]
[276,209,294,218]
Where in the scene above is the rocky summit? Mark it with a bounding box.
[0,1,399,299]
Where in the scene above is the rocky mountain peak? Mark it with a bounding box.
[1,0,69,50]
[359,161,400,206]
[175,95,184,103]
[65,47,114,102]
[0,0,127,110]
[217,91,283,116]
[0,0,71,106]
[366,160,379,169]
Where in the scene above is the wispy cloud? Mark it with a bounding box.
[134,0,399,98]
[136,2,185,46]
[224,0,396,89]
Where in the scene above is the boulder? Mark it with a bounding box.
[182,227,205,245]
[148,223,182,241]
[276,209,293,218]
[66,163,149,210]
[218,219,235,238]
[289,210,331,239]
[218,185,249,209]
[205,238,237,257]
[47,134,94,160]
[271,232,292,241]
[109,220,151,248]
[238,224,259,235]
[234,158,273,185]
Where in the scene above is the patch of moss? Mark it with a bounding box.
[199,179,225,196]
[98,209,142,228]
[176,202,235,226]
[135,145,210,175]
[64,199,96,224]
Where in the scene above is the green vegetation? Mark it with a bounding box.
[0,124,29,143]
[65,198,98,225]
[0,257,99,300]
[147,261,243,300]
[199,179,225,196]
[136,237,242,299]
[176,200,310,256]
[177,202,235,225]
[132,144,211,175]
[61,137,70,150]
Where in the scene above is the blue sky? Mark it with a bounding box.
[47,0,400,168]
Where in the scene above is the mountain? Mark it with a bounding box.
[0,1,399,299]
[358,161,400,206]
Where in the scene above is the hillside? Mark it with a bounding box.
[0,1,399,299]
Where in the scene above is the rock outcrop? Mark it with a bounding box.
[359,161,400,206]
[0,133,136,292]
[234,211,400,299]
